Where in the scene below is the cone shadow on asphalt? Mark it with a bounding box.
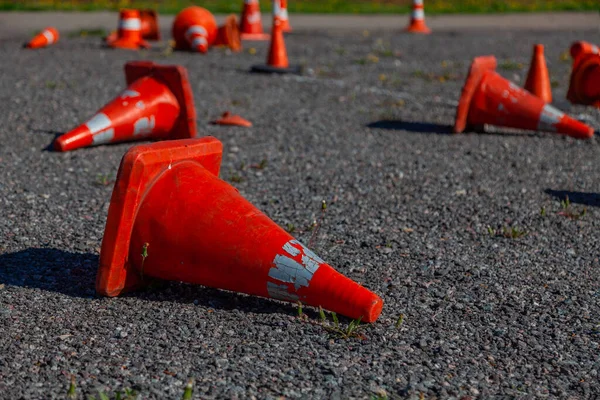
[366,120,452,134]
[545,189,600,208]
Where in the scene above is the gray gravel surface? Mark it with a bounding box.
[1,24,600,399]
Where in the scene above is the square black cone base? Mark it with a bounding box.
[250,64,302,75]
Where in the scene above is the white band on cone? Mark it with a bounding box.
[42,30,55,44]
[537,104,564,132]
[86,113,115,145]
[185,25,208,42]
[119,18,142,31]
[413,0,424,5]
[412,9,425,19]
[191,37,208,50]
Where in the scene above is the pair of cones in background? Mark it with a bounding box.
[96,137,383,323]
[105,9,160,49]
[25,27,59,49]
[172,6,241,53]
[567,41,600,108]
[239,0,292,41]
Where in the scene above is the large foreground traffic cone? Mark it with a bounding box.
[273,0,292,33]
[106,9,150,50]
[25,27,59,49]
[106,9,161,43]
[454,56,594,139]
[405,0,431,34]
[96,137,384,322]
[567,41,600,109]
[173,6,241,53]
[54,61,197,152]
[524,44,552,103]
[240,0,270,41]
[250,17,301,74]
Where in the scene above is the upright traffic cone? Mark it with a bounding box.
[25,27,59,49]
[251,17,301,74]
[106,9,161,43]
[273,0,292,33]
[54,61,197,152]
[454,56,594,139]
[567,41,600,108]
[96,137,384,323]
[240,0,270,41]
[106,9,149,50]
[173,7,241,53]
[524,44,552,103]
[405,0,431,34]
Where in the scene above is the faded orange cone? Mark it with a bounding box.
[25,27,59,49]
[240,0,270,41]
[251,16,301,74]
[54,61,197,152]
[173,6,241,53]
[106,9,161,43]
[96,137,384,323]
[273,0,292,33]
[454,56,594,139]
[524,44,552,103]
[405,0,431,34]
[567,41,600,108]
[106,9,150,50]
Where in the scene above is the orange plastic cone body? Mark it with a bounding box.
[524,44,552,103]
[273,0,292,32]
[26,27,59,49]
[106,9,161,43]
[213,15,243,52]
[267,19,289,68]
[454,56,594,139]
[567,41,600,108]
[240,0,270,41]
[96,137,383,322]
[107,9,149,50]
[172,6,217,53]
[54,61,197,152]
[211,112,252,127]
[405,0,431,34]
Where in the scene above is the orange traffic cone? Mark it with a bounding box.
[273,0,292,33]
[251,17,301,74]
[524,44,552,103]
[106,9,161,43]
[567,41,600,108]
[25,27,59,49]
[240,0,270,41]
[211,112,252,127]
[173,7,241,53]
[454,56,594,139]
[54,61,197,152]
[96,137,384,322]
[405,0,431,34]
[106,9,150,50]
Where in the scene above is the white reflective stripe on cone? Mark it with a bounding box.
[537,104,564,132]
[413,0,424,5]
[412,9,425,19]
[85,113,112,134]
[42,30,55,44]
[191,37,208,50]
[185,25,208,42]
[92,129,115,145]
[119,18,142,30]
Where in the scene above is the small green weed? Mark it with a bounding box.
[395,313,405,329]
[286,223,296,233]
[229,173,244,183]
[68,28,107,38]
[487,225,528,239]
[181,379,193,400]
[88,388,138,400]
[95,172,114,186]
[250,159,268,170]
[319,306,366,340]
[67,376,76,399]
[540,206,546,217]
[558,196,587,220]
[499,60,525,70]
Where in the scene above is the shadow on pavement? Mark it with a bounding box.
[367,120,452,134]
[545,189,600,208]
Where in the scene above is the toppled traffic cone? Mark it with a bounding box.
[524,44,552,103]
[240,0,270,41]
[54,61,197,152]
[251,17,301,74]
[25,27,59,49]
[173,6,241,53]
[106,9,150,50]
[106,9,160,43]
[273,0,292,33]
[96,137,384,322]
[567,41,600,108]
[211,112,252,127]
[405,0,431,34]
[454,56,594,139]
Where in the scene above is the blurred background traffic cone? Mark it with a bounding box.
[240,0,270,40]
[567,41,600,108]
[405,0,431,34]
[106,9,160,43]
[54,61,197,152]
[106,9,149,50]
[273,0,292,33]
[96,137,384,323]
[25,27,59,49]
[173,7,241,53]
[524,44,552,103]
[251,17,301,74]
[454,56,594,139]
[213,15,242,52]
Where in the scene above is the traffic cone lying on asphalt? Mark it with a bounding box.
[173,6,241,53]
[211,112,252,127]
[273,0,292,33]
[54,61,197,152]
[106,9,160,44]
[524,44,552,103]
[240,0,270,41]
[25,27,59,49]
[96,137,383,322]
[405,0,431,34]
[567,41,600,108]
[251,17,301,74]
[106,9,150,50]
[454,56,594,139]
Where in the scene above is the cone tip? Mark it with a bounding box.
[363,295,384,323]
